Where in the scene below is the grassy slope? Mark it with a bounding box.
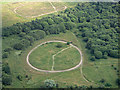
[2,2,77,27]
[16,2,54,17]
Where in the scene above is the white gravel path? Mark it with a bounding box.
[51,46,72,71]
[26,40,83,73]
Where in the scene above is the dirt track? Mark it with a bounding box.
[26,40,83,73]
[13,2,67,18]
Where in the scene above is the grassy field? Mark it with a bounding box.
[16,2,54,17]
[54,47,80,70]
[29,42,70,70]
[2,2,77,27]
[3,31,118,88]
[76,34,118,88]
[3,31,91,88]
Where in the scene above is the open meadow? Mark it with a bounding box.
[2,2,119,88]
[2,31,118,88]
[2,2,77,27]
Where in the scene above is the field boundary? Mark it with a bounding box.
[26,40,83,73]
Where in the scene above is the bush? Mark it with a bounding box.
[2,76,12,85]
[94,51,103,59]
[13,43,24,50]
[108,50,118,58]
[56,43,63,48]
[105,83,112,87]
[67,42,70,45]
[116,78,120,86]
[114,67,117,70]
[4,47,12,53]
[103,55,108,59]
[2,52,9,59]
[90,56,96,61]
[99,79,105,83]
[17,75,23,81]
[3,64,11,75]
[44,79,56,88]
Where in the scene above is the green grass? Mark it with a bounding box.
[3,31,118,88]
[76,34,118,88]
[16,2,54,17]
[29,42,80,71]
[29,42,69,70]
[3,31,91,88]
[2,2,76,27]
[54,47,80,70]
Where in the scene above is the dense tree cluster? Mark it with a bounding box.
[2,63,12,85]
[2,2,119,60]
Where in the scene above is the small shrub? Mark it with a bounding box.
[99,79,105,83]
[56,43,63,48]
[17,75,23,81]
[114,67,117,70]
[67,42,70,45]
[90,56,96,61]
[2,52,9,59]
[111,65,114,67]
[105,83,112,87]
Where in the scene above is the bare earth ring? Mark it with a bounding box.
[26,40,83,73]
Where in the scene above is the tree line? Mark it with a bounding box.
[2,2,119,60]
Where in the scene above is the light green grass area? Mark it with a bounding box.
[52,2,66,11]
[3,31,91,88]
[2,2,77,27]
[54,47,80,70]
[29,42,69,70]
[16,2,54,17]
[3,31,118,88]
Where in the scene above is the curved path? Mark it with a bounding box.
[26,40,83,73]
[13,2,67,18]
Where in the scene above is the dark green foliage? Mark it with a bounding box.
[94,51,103,59]
[108,50,118,58]
[17,75,23,81]
[2,63,11,75]
[20,39,30,48]
[99,79,105,83]
[67,42,70,45]
[53,17,64,24]
[2,63,12,86]
[116,78,120,86]
[13,43,24,50]
[105,83,112,87]
[2,75,12,85]
[2,52,9,59]
[28,30,46,40]
[90,56,96,61]
[47,18,54,25]
[64,22,76,30]
[4,47,12,53]
[2,2,119,60]
[44,79,56,88]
